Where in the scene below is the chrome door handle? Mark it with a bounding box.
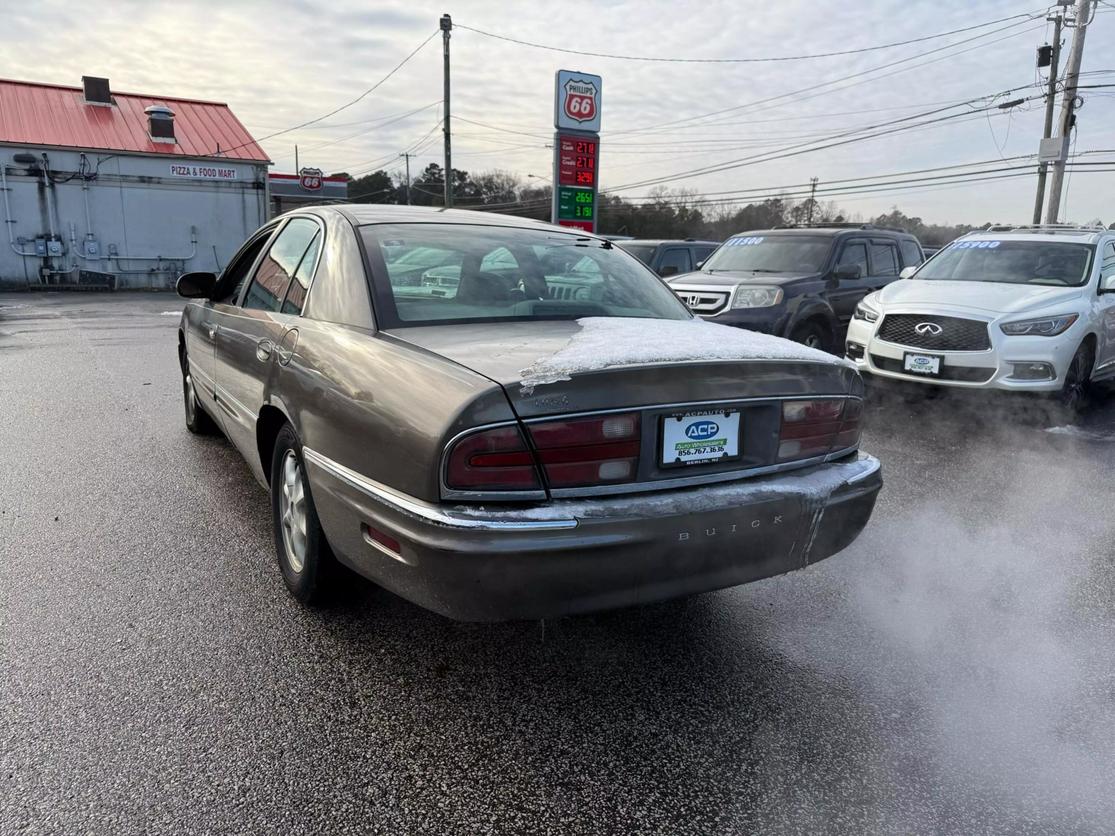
[206,324,217,340]
[256,339,273,361]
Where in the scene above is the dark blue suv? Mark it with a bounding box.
[667,224,924,352]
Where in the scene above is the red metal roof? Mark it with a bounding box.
[0,79,270,162]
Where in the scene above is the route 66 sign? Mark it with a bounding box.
[298,167,323,191]
[554,70,602,132]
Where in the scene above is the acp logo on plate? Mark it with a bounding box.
[686,421,720,440]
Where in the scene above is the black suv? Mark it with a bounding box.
[666,224,924,352]
[616,239,720,277]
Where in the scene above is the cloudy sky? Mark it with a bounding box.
[4,0,1113,224]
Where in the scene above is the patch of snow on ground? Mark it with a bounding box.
[518,317,850,392]
[160,311,183,316]
[1046,425,1115,442]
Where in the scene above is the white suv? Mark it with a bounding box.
[845,224,1115,408]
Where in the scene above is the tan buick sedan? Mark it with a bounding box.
[176,205,881,621]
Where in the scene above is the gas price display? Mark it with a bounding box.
[558,135,598,188]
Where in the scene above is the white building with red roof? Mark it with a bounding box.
[0,75,271,288]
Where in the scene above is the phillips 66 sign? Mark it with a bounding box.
[554,70,602,132]
[553,70,602,233]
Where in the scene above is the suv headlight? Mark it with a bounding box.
[732,286,783,308]
[999,314,1078,336]
[853,300,880,323]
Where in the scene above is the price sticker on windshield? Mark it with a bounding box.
[728,236,765,247]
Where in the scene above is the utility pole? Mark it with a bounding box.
[1032,11,1064,223]
[294,144,299,173]
[807,177,819,224]
[1045,0,1093,224]
[441,13,453,208]
[400,152,414,205]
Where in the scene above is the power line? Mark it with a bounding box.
[273,100,443,162]
[607,19,1045,137]
[218,29,439,156]
[608,94,1041,192]
[454,9,1045,63]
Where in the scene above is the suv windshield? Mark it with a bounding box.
[361,224,691,327]
[916,240,1093,287]
[702,235,832,274]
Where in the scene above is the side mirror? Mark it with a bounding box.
[696,260,705,270]
[660,265,680,277]
[833,264,861,281]
[176,271,217,299]
[899,266,918,280]
[1101,273,1115,293]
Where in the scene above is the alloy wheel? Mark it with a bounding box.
[279,450,308,573]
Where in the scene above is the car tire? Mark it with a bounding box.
[1058,341,1094,414]
[270,423,339,604]
[790,320,833,354]
[181,348,218,435]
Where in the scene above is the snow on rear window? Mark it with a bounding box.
[519,316,851,392]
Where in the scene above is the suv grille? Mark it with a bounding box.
[877,314,990,351]
[672,285,731,315]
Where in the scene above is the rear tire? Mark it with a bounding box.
[1058,341,1094,415]
[790,320,833,354]
[270,423,339,605]
[181,348,218,435]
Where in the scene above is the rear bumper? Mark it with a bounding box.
[305,449,883,621]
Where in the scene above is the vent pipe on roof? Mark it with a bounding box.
[145,104,176,143]
[82,76,112,105]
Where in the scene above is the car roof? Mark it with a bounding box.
[290,203,569,232]
[960,225,1110,244]
[733,226,918,240]
[616,239,720,246]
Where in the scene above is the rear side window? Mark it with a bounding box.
[658,248,692,276]
[281,230,322,315]
[693,245,716,264]
[870,242,900,276]
[244,218,319,312]
[899,239,923,268]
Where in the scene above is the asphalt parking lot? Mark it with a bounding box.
[2,292,1114,835]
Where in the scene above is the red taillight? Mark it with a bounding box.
[778,399,862,461]
[445,425,542,491]
[529,413,641,489]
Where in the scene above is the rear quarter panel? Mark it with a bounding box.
[272,320,514,502]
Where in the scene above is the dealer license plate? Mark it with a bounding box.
[661,410,741,467]
[903,352,942,376]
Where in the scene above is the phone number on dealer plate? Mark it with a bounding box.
[661,411,741,466]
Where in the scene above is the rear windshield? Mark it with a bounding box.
[615,242,656,265]
[915,240,1094,287]
[702,235,833,274]
[361,223,691,327]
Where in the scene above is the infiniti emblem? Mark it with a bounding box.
[915,321,943,336]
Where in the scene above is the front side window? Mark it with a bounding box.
[702,235,833,274]
[211,231,274,304]
[916,240,1094,287]
[243,218,320,312]
[616,243,656,266]
[870,242,899,276]
[362,223,690,327]
[899,239,923,268]
[837,242,868,274]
